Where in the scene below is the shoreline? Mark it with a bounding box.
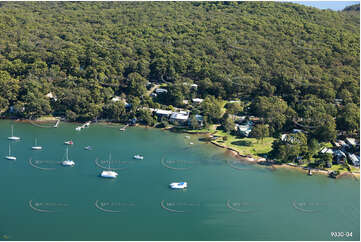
[6,118,360,179]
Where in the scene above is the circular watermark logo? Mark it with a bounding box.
[28,200,69,213]
[160,200,201,213]
[94,200,136,213]
[292,201,327,213]
[28,158,59,170]
[160,156,199,170]
[94,158,130,170]
[226,200,261,213]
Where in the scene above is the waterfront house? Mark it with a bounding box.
[188,114,204,127]
[192,98,204,104]
[320,147,334,155]
[235,121,253,137]
[155,109,172,118]
[280,133,299,144]
[333,150,346,164]
[128,117,137,126]
[347,153,360,167]
[170,111,189,125]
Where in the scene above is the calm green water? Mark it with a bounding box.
[0,120,359,241]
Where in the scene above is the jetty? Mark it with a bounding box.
[54,119,60,128]
[119,124,129,131]
[76,121,91,131]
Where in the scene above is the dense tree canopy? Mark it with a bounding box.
[0,1,358,140]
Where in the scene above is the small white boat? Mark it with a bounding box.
[101,170,118,178]
[100,153,118,178]
[32,138,42,150]
[133,154,144,160]
[5,144,16,160]
[84,146,92,150]
[61,148,75,166]
[169,182,187,190]
[190,142,194,145]
[64,140,74,145]
[75,127,82,131]
[8,125,20,140]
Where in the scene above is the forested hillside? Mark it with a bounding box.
[0,2,359,140]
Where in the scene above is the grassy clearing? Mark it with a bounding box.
[212,129,274,157]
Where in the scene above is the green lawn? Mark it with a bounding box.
[212,129,274,157]
[325,164,360,173]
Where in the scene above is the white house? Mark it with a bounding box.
[235,121,253,137]
[170,111,189,124]
[45,92,57,101]
[155,109,172,118]
[155,88,168,94]
[348,153,360,166]
[320,147,334,155]
[111,96,122,102]
[192,98,204,104]
[345,138,357,147]
[190,84,198,89]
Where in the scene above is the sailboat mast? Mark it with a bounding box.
[11,125,13,136]
[66,148,69,160]
[35,138,37,146]
[8,143,11,156]
[109,153,111,169]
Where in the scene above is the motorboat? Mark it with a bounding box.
[84,146,92,150]
[61,148,75,166]
[100,170,118,178]
[169,182,187,190]
[64,140,74,145]
[8,125,20,140]
[32,138,42,150]
[100,153,118,178]
[5,144,16,160]
[133,154,144,160]
[75,126,82,131]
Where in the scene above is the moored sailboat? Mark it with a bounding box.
[32,138,42,150]
[8,125,20,140]
[5,143,16,160]
[61,147,75,166]
[100,153,118,178]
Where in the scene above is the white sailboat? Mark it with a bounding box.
[61,147,75,166]
[5,143,16,160]
[101,153,118,178]
[8,125,20,140]
[32,138,42,150]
